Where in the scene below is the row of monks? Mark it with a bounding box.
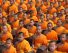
[0,0,68,53]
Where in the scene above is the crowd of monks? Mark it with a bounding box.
[0,0,68,53]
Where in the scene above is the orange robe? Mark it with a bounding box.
[12,20,19,29]
[28,26,36,34]
[57,42,68,52]
[9,4,18,13]
[17,27,29,38]
[2,1,10,11]
[16,39,32,53]
[3,45,17,53]
[46,30,58,40]
[21,3,27,11]
[64,23,68,30]
[41,21,48,30]
[55,26,65,35]
[1,32,13,42]
[34,34,48,49]
[49,7,57,14]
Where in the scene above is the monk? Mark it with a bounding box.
[36,45,48,53]
[46,22,58,40]
[11,14,19,29]
[57,33,68,52]
[2,0,10,12]
[17,20,29,38]
[60,9,65,22]
[2,17,12,33]
[18,5,24,20]
[28,19,36,34]
[1,25,13,42]
[40,14,48,30]
[49,2,57,14]
[52,12,59,24]
[54,19,66,35]
[15,32,32,53]
[48,40,63,53]
[3,38,17,53]
[34,25,48,50]
[9,0,18,13]
[64,15,68,30]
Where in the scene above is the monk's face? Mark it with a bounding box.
[19,21,24,27]
[60,9,65,14]
[37,26,42,33]
[2,18,7,24]
[60,34,66,42]
[10,0,15,4]
[18,34,24,41]
[57,20,62,26]
[19,7,23,13]
[23,14,27,19]
[6,40,12,48]
[2,26,8,33]
[0,12,2,18]
[46,14,50,20]
[53,13,57,17]
[48,42,57,52]
[30,20,34,26]
[14,15,18,21]
[47,23,53,31]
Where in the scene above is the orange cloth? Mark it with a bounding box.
[60,15,65,22]
[3,45,17,53]
[18,13,23,20]
[9,4,18,13]
[2,1,10,11]
[41,4,47,13]
[24,18,30,25]
[31,16,38,21]
[58,6,65,12]
[41,21,48,30]
[46,30,58,40]
[64,23,68,30]
[16,0,20,5]
[49,7,57,14]
[6,24,12,33]
[28,26,36,34]
[17,27,29,38]
[55,26,65,35]
[0,0,2,5]
[57,42,68,52]
[34,34,48,49]
[16,39,32,53]
[12,20,19,29]
[1,32,13,42]
[21,3,27,11]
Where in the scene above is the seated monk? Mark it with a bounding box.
[3,38,17,53]
[2,17,12,33]
[34,25,48,50]
[17,20,29,38]
[54,19,66,35]
[11,14,19,29]
[57,33,68,53]
[48,40,63,53]
[15,32,32,53]
[64,15,68,30]
[28,19,36,34]
[1,25,13,43]
[46,22,58,40]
